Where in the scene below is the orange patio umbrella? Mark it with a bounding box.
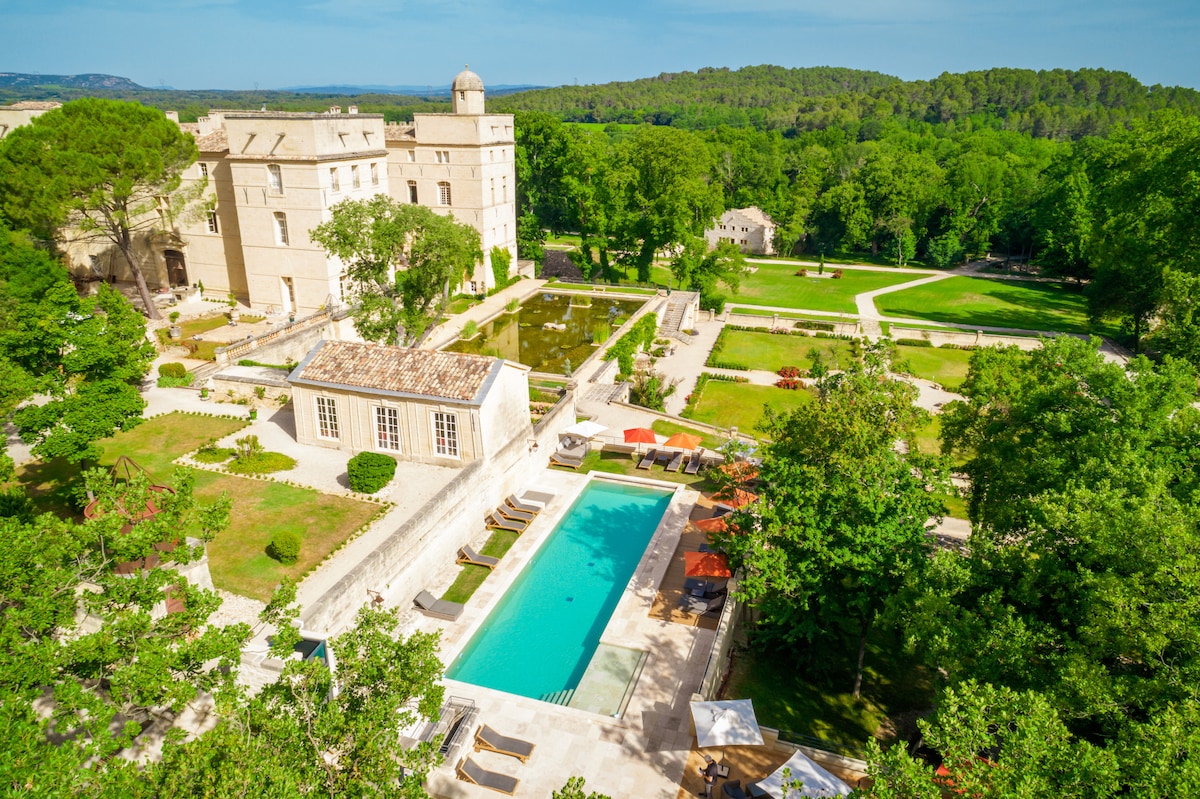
[717,462,759,483]
[712,487,759,509]
[663,432,703,451]
[693,515,729,534]
[685,551,732,578]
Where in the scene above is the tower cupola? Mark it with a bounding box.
[451,65,486,114]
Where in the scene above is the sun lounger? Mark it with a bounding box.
[722,779,749,799]
[457,545,500,570]
[682,594,726,616]
[497,504,535,522]
[549,451,583,469]
[684,454,702,475]
[413,590,464,622]
[457,757,519,795]
[474,724,536,764]
[485,511,528,533]
[637,449,657,469]
[521,490,555,507]
[504,494,542,515]
[666,451,684,472]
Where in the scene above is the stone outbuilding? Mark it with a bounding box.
[705,206,777,255]
[287,340,531,466]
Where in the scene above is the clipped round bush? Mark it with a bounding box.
[158,362,187,379]
[347,451,398,493]
[268,530,301,564]
[226,451,297,475]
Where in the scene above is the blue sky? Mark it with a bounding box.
[2,0,1198,91]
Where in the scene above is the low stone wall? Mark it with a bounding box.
[214,310,346,366]
[696,576,742,700]
[727,312,859,338]
[891,325,1053,350]
[210,367,291,405]
[299,392,577,635]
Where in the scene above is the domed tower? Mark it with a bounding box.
[452,65,486,115]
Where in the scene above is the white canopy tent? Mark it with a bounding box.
[690,699,765,749]
[756,749,851,798]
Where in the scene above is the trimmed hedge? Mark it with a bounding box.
[268,530,301,564]
[347,451,397,493]
[159,362,187,378]
[895,338,935,348]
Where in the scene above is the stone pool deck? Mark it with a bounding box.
[407,469,713,799]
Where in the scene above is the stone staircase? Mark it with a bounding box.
[539,688,575,706]
[660,291,699,344]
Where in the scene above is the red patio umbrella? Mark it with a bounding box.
[685,551,732,578]
[623,427,657,444]
[717,462,759,483]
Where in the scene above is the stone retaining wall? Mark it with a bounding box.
[727,312,859,338]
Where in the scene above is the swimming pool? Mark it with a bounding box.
[447,480,672,702]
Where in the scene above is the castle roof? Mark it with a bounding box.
[452,67,484,92]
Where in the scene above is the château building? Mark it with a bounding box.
[0,68,519,315]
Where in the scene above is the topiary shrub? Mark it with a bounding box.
[268,530,301,564]
[159,362,187,379]
[347,451,397,493]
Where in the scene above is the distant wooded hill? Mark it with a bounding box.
[494,64,1200,139]
[0,72,144,91]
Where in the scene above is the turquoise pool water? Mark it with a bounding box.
[447,481,672,701]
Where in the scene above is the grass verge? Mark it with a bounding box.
[441,529,521,604]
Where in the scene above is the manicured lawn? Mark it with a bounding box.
[685,381,813,434]
[738,262,918,313]
[892,344,975,391]
[14,412,383,601]
[446,296,478,315]
[721,330,856,374]
[18,412,250,516]
[726,626,937,756]
[875,276,1111,336]
[650,420,725,451]
[441,529,520,604]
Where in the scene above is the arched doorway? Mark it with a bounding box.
[164,250,188,287]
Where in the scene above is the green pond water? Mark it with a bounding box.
[446,293,644,374]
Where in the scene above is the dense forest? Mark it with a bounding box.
[497,64,1200,140]
[513,67,1200,357]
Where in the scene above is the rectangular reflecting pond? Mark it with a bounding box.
[446,293,645,374]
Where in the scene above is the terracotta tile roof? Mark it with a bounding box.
[385,123,417,142]
[290,340,498,403]
[193,128,228,153]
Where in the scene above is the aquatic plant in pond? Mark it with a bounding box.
[446,293,643,374]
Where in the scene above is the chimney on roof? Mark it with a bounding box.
[329,105,341,115]
[348,105,358,115]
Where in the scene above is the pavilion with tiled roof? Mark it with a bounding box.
[287,340,531,465]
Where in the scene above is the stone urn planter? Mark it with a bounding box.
[168,325,183,340]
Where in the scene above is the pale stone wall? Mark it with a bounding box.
[477,361,534,459]
[705,208,776,255]
[179,156,248,299]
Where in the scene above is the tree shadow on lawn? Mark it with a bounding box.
[726,623,937,756]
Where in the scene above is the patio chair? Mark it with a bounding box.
[485,511,528,533]
[722,779,749,799]
[504,494,542,515]
[413,590,464,622]
[636,449,658,469]
[666,451,684,472]
[456,545,500,570]
[682,594,726,616]
[549,451,583,469]
[497,504,536,523]
[474,724,536,764]
[684,454,702,475]
[456,756,519,795]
